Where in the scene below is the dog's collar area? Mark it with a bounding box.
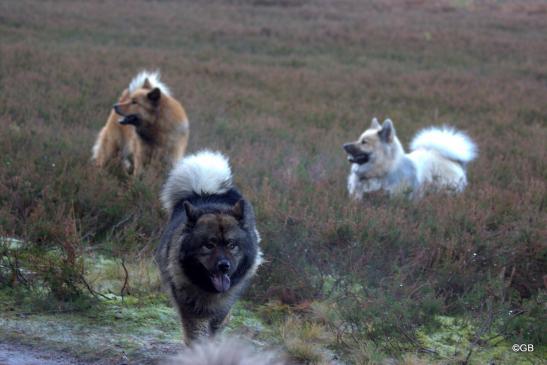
[136,126,157,146]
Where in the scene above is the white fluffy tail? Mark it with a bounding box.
[161,150,233,212]
[410,126,478,165]
[128,70,171,96]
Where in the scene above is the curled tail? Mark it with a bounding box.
[128,70,171,96]
[410,126,478,166]
[161,150,233,212]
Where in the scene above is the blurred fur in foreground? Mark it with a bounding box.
[164,338,286,365]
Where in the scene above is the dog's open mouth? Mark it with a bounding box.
[118,114,140,126]
[211,273,231,292]
[347,153,370,165]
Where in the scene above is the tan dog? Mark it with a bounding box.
[92,71,189,175]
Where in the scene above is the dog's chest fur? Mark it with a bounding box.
[348,155,418,198]
[170,278,242,317]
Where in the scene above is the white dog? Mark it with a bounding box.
[343,118,477,199]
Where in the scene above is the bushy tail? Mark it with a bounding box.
[161,150,233,212]
[410,126,478,165]
[128,70,171,96]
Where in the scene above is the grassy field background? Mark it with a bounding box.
[0,0,545,364]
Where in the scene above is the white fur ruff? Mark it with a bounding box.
[161,150,233,212]
[128,70,171,96]
[410,126,477,164]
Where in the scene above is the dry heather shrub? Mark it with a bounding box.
[0,0,545,359]
[280,316,331,364]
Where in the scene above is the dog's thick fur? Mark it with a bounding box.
[156,151,262,344]
[91,70,189,175]
[343,118,477,199]
[164,338,285,365]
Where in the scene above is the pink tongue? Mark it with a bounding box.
[211,274,231,292]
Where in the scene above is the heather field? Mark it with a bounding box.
[0,0,546,364]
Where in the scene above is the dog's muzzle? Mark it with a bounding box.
[117,114,140,126]
[113,104,124,116]
[113,104,139,126]
[343,143,371,165]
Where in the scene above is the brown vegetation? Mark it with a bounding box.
[0,0,545,363]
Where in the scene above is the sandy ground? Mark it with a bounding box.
[0,342,87,365]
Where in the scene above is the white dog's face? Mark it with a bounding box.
[343,118,398,178]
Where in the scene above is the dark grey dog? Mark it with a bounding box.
[156,150,262,344]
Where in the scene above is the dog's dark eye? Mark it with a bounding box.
[227,240,238,250]
[205,238,218,249]
[361,140,367,144]
[131,100,137,105]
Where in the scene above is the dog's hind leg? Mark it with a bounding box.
[169,124,189,165]
[130,139,143,176]
[170,137,188,166]
[92,128,118,168]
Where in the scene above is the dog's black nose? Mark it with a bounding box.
[217,259,231,273]
[343,143,353,153]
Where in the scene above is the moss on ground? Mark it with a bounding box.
[1,287,546,364]
[416,316,545,365]
[0,289,182,364]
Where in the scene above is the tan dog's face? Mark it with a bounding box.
[343,118,398,177]
[113,79,161,127]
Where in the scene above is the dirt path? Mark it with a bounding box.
[0,342,87,365]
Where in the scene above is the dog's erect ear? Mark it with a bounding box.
[184,201,201,224]
[378,119,395,143]
[147,87,161,103]
[142,78,152,90]
[232,200,245,221]
[370,117,381,129]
